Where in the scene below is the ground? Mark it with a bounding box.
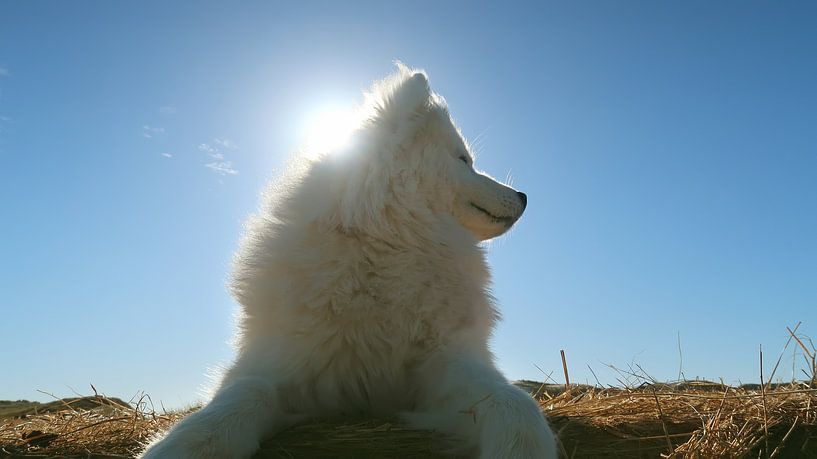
[2,381,816,458]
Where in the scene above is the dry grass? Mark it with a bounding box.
[4,326,816,458]
[0,393,186,458]
[1,382,815,458]
[547,381,817,458]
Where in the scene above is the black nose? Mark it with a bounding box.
[517,191,527,209]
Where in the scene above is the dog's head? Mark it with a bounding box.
[298,64,526,242]
[419,103,527,241]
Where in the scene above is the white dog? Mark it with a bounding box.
[141,64,557,458]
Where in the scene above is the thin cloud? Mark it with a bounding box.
[200,138,240,176]
[214,138,238,150]
[161,153,173,158]
[0,68,9,77]
[199,143,225,158]
[205,161,238,175]
[142,125,165,139]
[159,106,176,115]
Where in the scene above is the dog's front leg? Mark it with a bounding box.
[406,353,558,459]
[139,375,295,459]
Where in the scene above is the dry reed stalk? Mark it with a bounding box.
[650,387,674,456]
[561,349,571,390]
[760,345,770,456]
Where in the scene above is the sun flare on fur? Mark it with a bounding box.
[302,106,358,158]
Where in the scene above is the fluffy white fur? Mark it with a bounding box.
[141,64,557,458]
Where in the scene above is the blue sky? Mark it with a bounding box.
[1,2,815,408]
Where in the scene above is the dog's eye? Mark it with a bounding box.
[458,155,469,164]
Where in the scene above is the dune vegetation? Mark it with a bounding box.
[3,326,815,458]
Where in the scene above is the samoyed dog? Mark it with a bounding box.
[141,64,557,458]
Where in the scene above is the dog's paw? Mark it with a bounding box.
[139,423,259,459]
[479,421,557,459]
[477,387,558,458]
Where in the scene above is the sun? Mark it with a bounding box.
[301,106,358,157]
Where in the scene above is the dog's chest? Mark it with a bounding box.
[272,236,496,413]
[346,250,483,344]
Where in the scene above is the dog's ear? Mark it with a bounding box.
[385,67,430,116]
[334,65,436,232]
[364,64,432,143]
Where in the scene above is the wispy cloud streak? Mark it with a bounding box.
[205,160,238,175]
[214,138,238,150]
[142,125,165,138]
[200,138,239,176]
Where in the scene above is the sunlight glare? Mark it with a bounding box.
[302,106,358,157]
